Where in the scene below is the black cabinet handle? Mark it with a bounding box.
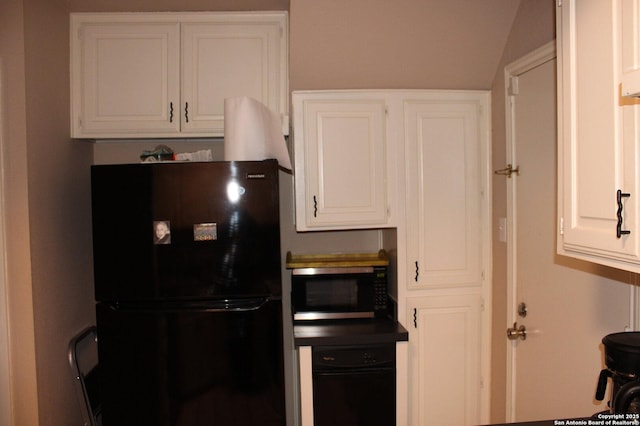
[617,189,631,238]
[413,308,417,328]
[169,102,174,123]
[313,196,318,217]
[414,261,419,282]
[185,102,189,123]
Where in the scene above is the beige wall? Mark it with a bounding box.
[0,0,39,424]
[289,0,520,90]
[5,0,516,424]
[22,0,95,423]
[2,0,590,424]
[0,0,96,423]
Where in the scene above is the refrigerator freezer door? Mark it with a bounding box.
[91,160,281,301]
[97,300,285,426]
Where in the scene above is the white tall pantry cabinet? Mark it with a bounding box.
[402,93,491,426]
[556,0,640,272]
[292,90,491,426]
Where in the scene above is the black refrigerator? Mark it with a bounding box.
[90,159,285,426]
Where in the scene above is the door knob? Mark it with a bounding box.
[507,322,527,341]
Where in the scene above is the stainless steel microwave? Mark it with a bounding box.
[286,251,389,321]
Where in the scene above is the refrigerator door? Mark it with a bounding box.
[91,160,281,301]
[97,299,285,426]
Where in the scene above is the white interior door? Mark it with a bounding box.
[505,44,632,422]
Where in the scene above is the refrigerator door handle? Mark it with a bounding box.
[206,298,270,312]
[104,297,273,313]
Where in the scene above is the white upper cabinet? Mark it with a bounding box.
[557,0,640,271]
[292,91,395,231]
[70,12,288,139]
[404,95,488,289]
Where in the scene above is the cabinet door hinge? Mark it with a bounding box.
[559,217,564,236]
[557,0,562,7]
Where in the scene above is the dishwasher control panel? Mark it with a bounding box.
[312,343,395,371]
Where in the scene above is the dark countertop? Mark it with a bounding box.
[481,418,592,425]
[481,422,557,425]
[293,317,408,347]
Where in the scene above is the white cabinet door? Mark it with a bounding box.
[292,92,391,231]
[181,16,288,135]
[404,97,487,289]
[71,20,181,137]
[70,13,288,139]
[621,0,640,97]
[406,294,483,426]
[557,0,640,270]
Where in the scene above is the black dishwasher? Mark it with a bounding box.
[312,343,396,426]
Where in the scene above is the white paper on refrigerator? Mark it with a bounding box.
[223,96,291,170]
